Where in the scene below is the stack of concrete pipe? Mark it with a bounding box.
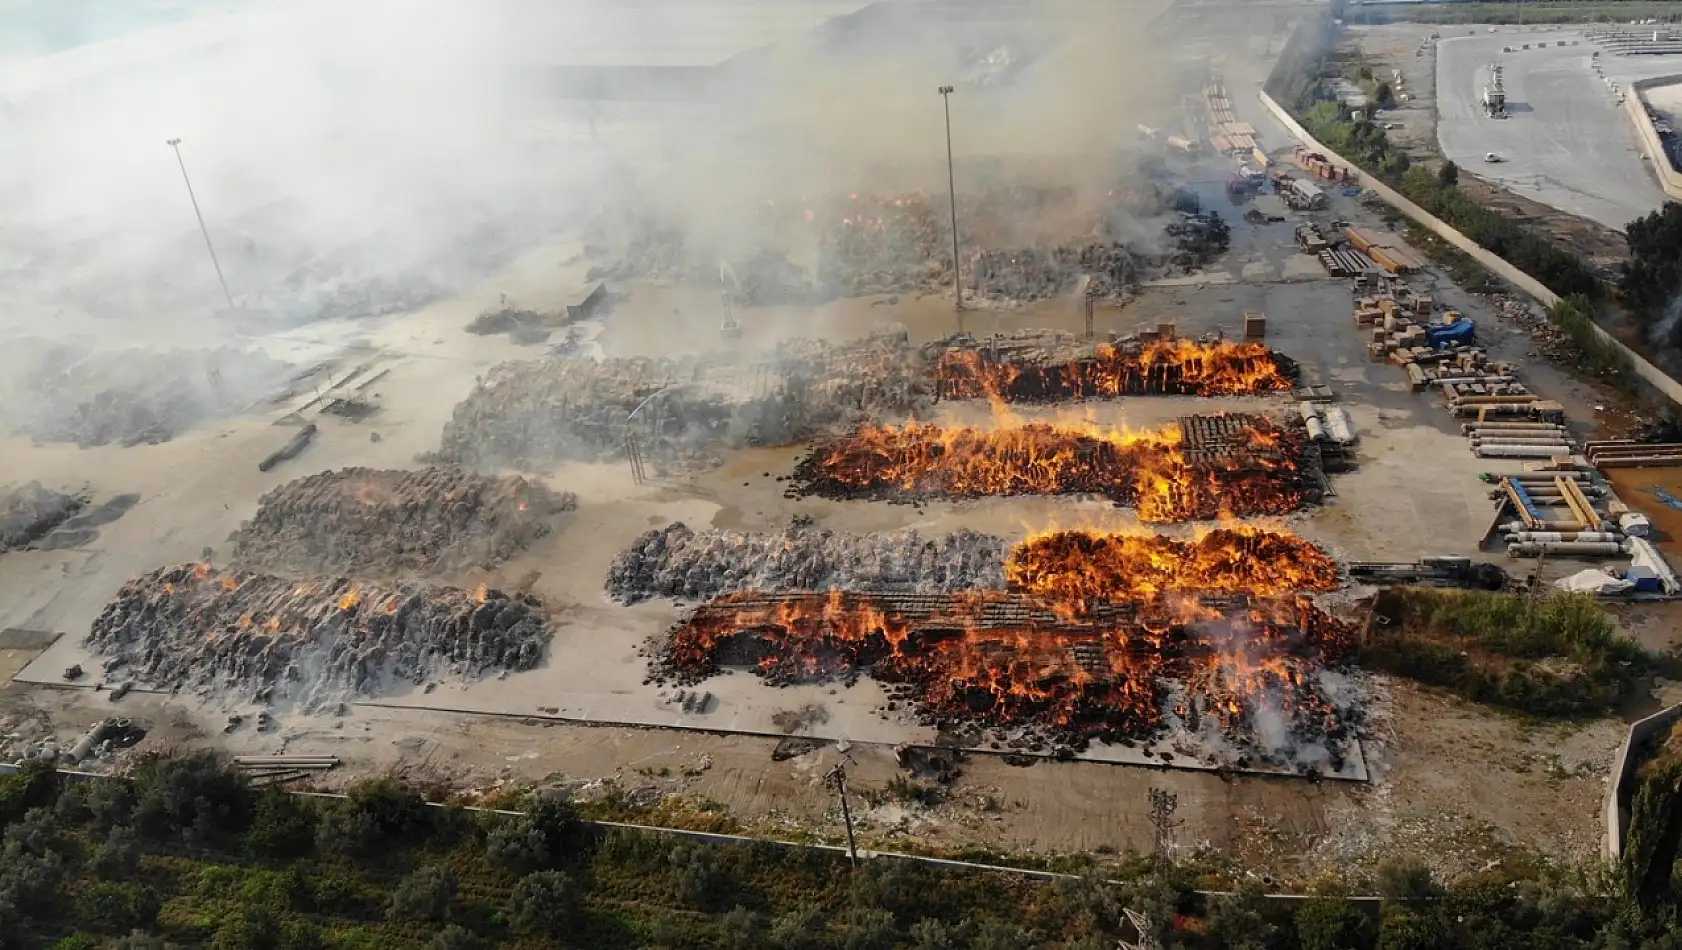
[1464,421,1574,459]
[1299,401,1356,444]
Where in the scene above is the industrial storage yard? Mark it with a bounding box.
[5,0,1682,895]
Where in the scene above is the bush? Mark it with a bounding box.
[1437,161,1459,188]
[211,905,278,950]
[0,761,61,828]
[246,786,318,860]
[50,936,99,950]
[4,806,61,859]
[841,908,899,950]
[907,918,956,950]
[91,825,141,879]
[74,881,160,934]
[1377,857,1441,903]
[113,932,167,950]
[770,906,827,950]
[719,905,767,950]
[970,919,1038,950]
[425,924,485,950]
[387,865,459,923]
[508,869,578,937]
[667,843,729,910]
[1379,908,1444,950]
[1204,887,1277,950]
[1296,895,1377,950]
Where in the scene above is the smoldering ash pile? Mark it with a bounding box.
[229,467,576,577]
[85,563,551,709]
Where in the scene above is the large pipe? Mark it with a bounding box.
[1471,437,1573,447]
[1466,428,1569,438]
[1452,394,1539,405]
[1477,445,1572,458]
[1299,401,1322,423]
[1506,541,1626,557]
[1306,417,1328,441]
[1462,422,1566,432]
[1324,406,1355,443]
[1433,375,1518,386]
[1503,532,1622,543]
[1501,520,1588,532]
[67,721,111,763]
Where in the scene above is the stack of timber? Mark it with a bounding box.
[1320,248,1373,277]
[1344,227,1426,274]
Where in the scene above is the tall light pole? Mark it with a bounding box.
[166,137,235,312]
[938,84,962,327]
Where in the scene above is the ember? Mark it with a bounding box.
[658,590,1356,759]
[85,563,551,708]
[788,415,1320,522]
[1007,528,1339,604]
[935,338,1295,402]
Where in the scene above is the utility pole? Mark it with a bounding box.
[1147,788,1182,872]
[938,84,963,329]
[166,137,235,312]
[825,758,860,870]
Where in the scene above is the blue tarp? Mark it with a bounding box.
[1425,317,1476,349]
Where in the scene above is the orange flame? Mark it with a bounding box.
[1006,528,1338,605]
[337,591,362,611]
[475,583,488,604]
[936,339,1293,401]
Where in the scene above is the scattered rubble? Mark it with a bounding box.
[606,523,1006,604]
[0,482,87,552]
[85,563,552,709]
[230,467,575,577]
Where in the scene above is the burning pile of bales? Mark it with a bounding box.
[928,332,1297,401]
[85,563,551,708]
[432,329,924,472]
[1006,528,1340,602]
[788,414,1320,523]
[229,467,575,577]
[606,523,1006,604]
[653,589,1357,765]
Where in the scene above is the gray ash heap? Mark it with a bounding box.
[3,341,294,448]
[1,482,87,552]
[85,563,551,708]
[606,523,1006,604]
[432,328,923,473]
[229,467,575,577]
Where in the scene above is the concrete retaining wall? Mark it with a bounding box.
[1626,74,1682,201]
[1604,702,1682,859]
[1257,88,1682,409]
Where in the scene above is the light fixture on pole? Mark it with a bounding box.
[937,84,962,327]
[166,137,235,312]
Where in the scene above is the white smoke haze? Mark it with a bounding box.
[0,0,1184,441]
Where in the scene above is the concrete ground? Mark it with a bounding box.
[1436,27,1678,231]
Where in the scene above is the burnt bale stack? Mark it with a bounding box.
[606,523,1007,604]
[85,563,552,708]
[0,482,88,552]
[229,467,575,577]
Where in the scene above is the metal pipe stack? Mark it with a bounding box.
[1585,440,1682,468]
[1466,421,1573,459]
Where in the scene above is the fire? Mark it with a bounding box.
[935,339,1294,402]
[192,562,211,580]
[662,590,1354,752]
[1006,528,1338,605]
[220,576,240,591]
[337,591,362,611]
[475,583,488,604]
[789,416,1317,523]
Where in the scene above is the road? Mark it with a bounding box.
[1436,30,1675,231]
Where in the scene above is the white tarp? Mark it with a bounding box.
[1555,569,1634,595]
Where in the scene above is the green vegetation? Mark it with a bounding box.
[1548,294,1637,380]
[4,750,1682,945]
[1354,1,1682,26]
[1622,202,1682,349]
[1362,589,1647,718]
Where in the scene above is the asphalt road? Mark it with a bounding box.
[1436,30,1676,231]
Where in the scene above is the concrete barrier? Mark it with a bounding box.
[1605,702,1682,859]
[1625,74,1682,201]
[1258,88,1682,409]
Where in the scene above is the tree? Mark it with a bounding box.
[211,905,278,950]
[1376,82,1395,107]
[1205,887,1277,950]
[113,931,168,950]
[1378,908,1444,950]
[74,881,160,935]
[131,751,254,844]
[1437,160,1459,188]
[486,815,552,874]
[1622,201,1682,333]
[388,865,459,923]
[970,920,1038,950]
[770,906,826,950]
[509,870,578,937]
[907,919,956,950]
[667,844,728,910]
[246,786,318,860]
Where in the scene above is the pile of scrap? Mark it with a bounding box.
[967,243,1142,304]
[431,329,924,473]
[1491,474,1625,557]
[1344,227,1425,275]
[1348,557,1509,589]
[1585,440,1682,468]
[84,563,552,708]
[1295,223,1332,254]
[606,523,1006,604]
[228,467,576,577]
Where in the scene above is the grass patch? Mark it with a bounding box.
[1363,589,1646,718]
